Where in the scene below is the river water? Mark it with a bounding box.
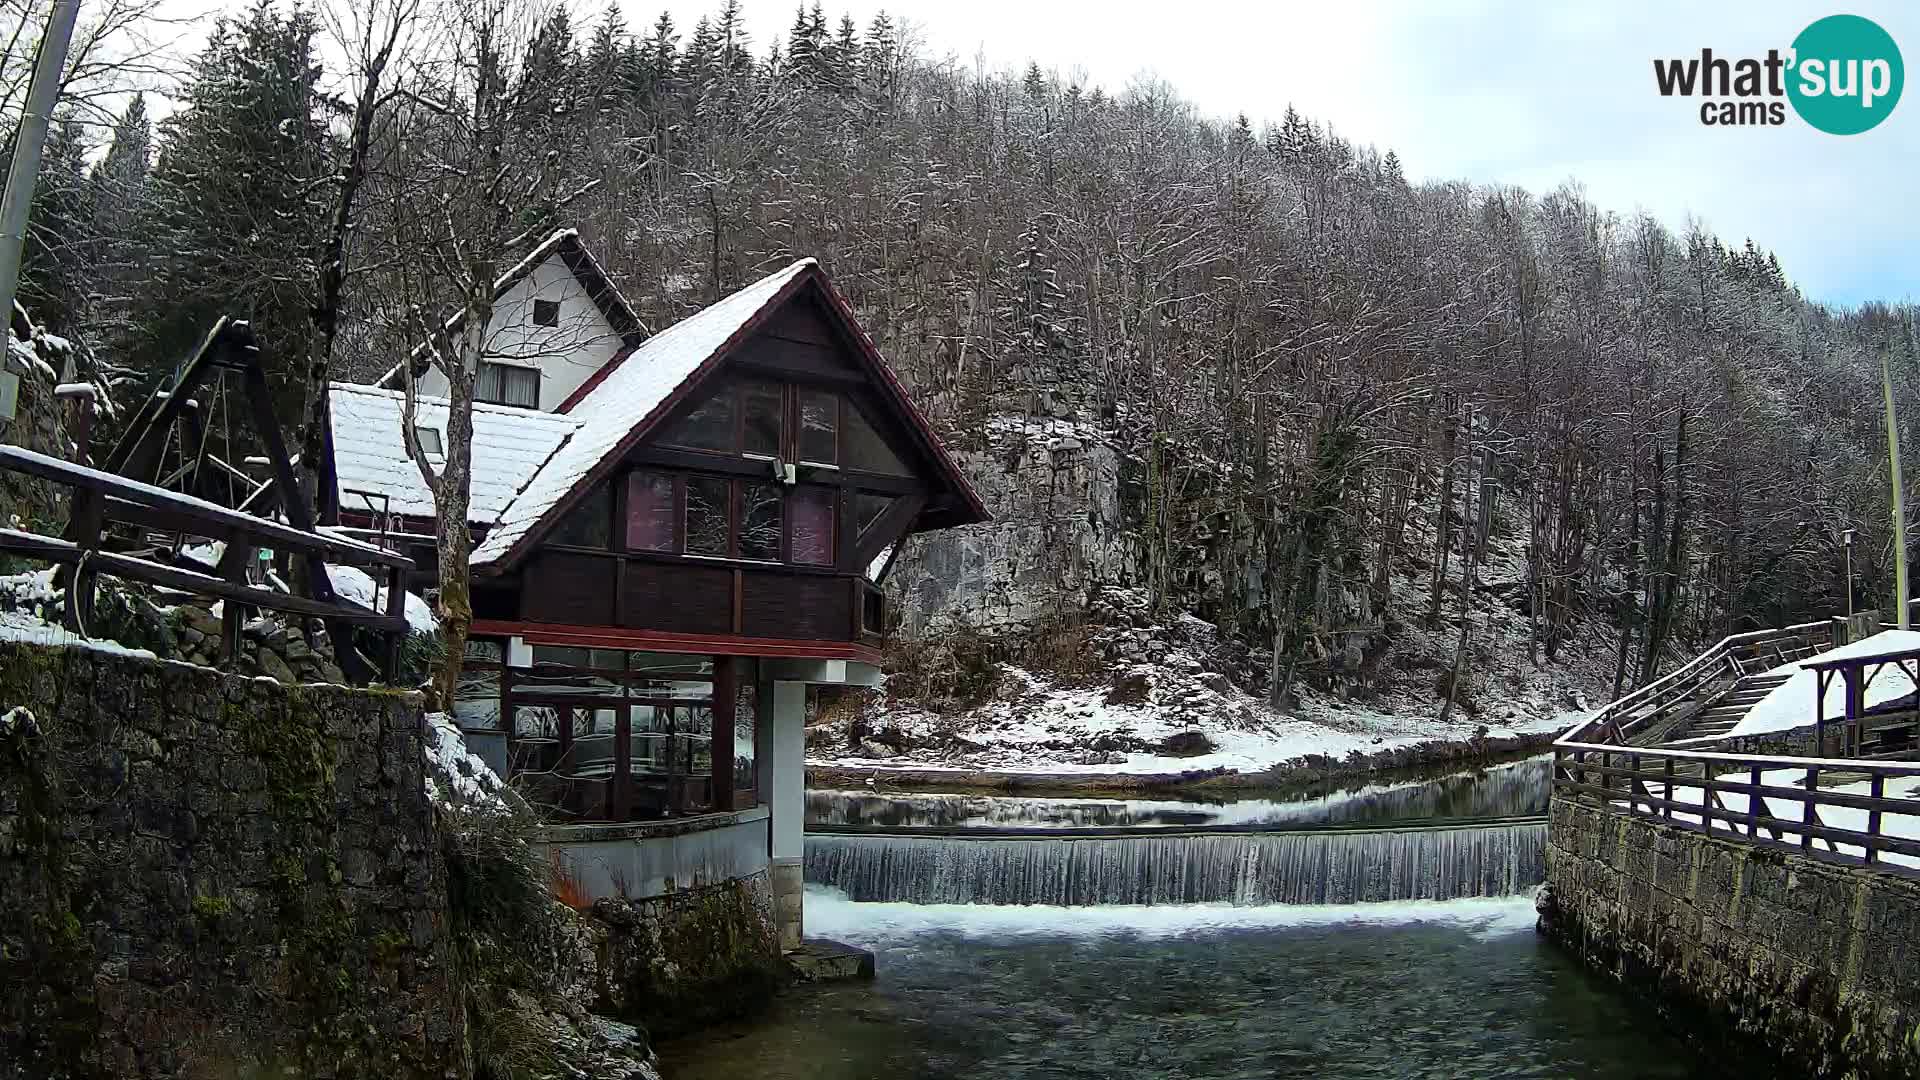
[660,757,1723,1079]
[662,889,1719,1080]
[804,754,1551,830]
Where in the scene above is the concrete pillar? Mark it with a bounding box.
[768,680,806,950]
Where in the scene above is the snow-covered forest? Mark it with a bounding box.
[9,0,1920,729]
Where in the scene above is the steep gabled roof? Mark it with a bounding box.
[470,258,989,571]
[329,382,580,522]
[375,228,643,389]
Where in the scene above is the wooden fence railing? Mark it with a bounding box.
[1552,742,1920,870]
[0,444,412,681]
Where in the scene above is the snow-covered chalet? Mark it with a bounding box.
[320,230,987,945]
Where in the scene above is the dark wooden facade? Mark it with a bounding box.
[471,286,969,665]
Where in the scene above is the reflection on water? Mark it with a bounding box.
[806,755,1550,830]
[659,889,1720,1080]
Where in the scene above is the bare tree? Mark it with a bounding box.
[386,0,590,704]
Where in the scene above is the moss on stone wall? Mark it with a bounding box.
[593,875,787,1042]
[0,642,461,1079]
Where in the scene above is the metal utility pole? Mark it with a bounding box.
[1843,528,1857,619]
[1883,346,1909,629]
[0,0,82,334]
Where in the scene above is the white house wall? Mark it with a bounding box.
[414,255,627,411]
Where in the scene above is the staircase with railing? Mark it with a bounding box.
[1554,614,1920,876]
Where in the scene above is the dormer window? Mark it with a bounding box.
[476,361,539,409]
[531,298,561,327]
[414,425,445,457]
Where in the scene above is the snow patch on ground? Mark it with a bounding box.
[327,563,439,635]
[816,657,1585,776]
[1731,629,1920,737]
[0,570,157,658]
[0,705,36,736]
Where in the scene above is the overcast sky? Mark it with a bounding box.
[639,0,1917,309]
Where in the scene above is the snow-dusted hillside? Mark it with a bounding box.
[836,406,1618,779]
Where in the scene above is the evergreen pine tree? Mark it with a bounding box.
[682,16,720,90]
[585,2,626,108]
[827,14,858,92]
[137,1,332,399]
[639,11,679,102]
[785,4,817,80]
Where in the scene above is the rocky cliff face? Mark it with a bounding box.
[894,414,1129,637]
[860,401,1615,771]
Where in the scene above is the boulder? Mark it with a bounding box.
[1159,730,1215,757]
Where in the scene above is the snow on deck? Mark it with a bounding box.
[1728,629,1920,738]
[1640,768,1920,869]
[328,382,580,522]
[471,259,815,566]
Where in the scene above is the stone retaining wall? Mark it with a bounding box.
[1542,795,1920,1079]
[592,872,786,1042]
[0,641,460,1079]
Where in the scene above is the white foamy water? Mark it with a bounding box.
[804,885,1542,942]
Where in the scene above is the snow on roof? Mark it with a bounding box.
[328,382,580,523]
[1727,628,1920,738]
[470,258,816,566]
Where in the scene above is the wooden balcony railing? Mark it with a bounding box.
[0,444,412,682]
[1552,744,1920,871]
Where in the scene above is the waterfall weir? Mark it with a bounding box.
[804,819,1547,905]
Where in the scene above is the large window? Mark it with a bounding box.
[798,389,838,464]
[844,403,910,475]
[685,476,730,556]
[499,647,723,822]
[476,361,540,408]
[660,379,914,478]
[625,471,675,552]
[790,486,835,566]
[738,481,783,560]
[549,485,611,548]
[613,469,837,566]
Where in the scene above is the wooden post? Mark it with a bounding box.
[380,564,406,683]
[712,655,736,810]
[1747,765,1762,838]
[1867,773,1884,865]
[1802,765,1819,851]
[501,664,516,791]
[1630,753,1642,815]
[1663,756,1674,820]
[1815,668,1828,757]
[613,707,632,822]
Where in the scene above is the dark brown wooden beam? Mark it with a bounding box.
[0,448,411,570]
[855,492,926,568]
[0,527,407,632]
[472,619,883,664]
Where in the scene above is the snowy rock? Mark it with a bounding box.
[854,738,899,760]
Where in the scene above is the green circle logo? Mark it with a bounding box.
[1787,14,1903,134]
